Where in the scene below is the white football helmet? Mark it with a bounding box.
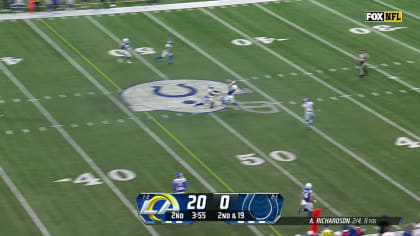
[305,183,312,189]
[123,38,129,43]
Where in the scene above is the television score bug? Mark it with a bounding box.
[136,193,285,224]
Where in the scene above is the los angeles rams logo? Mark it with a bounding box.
[120,79,246,114]
[138,194,180,222]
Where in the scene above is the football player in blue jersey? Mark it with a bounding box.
[298,183,317,216]
[120,38,132,64]
[172,172,187,193]
[155,40,174,64]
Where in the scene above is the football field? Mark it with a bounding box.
[0,0,419,235]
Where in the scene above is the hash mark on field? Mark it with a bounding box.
[51,124,63,128]
[13,98,21,102]
[117,119,125,123]
[0,100,4,103]
[71,123,79,128]
[44,96,52,100]
[371,93,380,96]
[277,73,284,77]
[58,94,66,98]
[315,70,323,73]
[162,114,169,118]
[357,94,366,98]
[410,88,420,90]
[340,95,351,98]
[264,75,272,79]
[399,90,407,93]
[389,76,399,80]
[54,178,72,182]
[5,130,13,134]
[27,99,40,102]
[74,93,81,96]
[88,91,96,95]
[330,97,338,100]
[393,62,401,65]
[328,68,336,72]
[86,122,95,126]
[288,101,296,104]
[22,129,30,133]
[340,67,348,71]
[380,63,388,67]
[251,76,260,80]
[102,121,109,125]
[290,72,297,76]
[406,60,415,64]
[304,72,313,75]
[316,98,324,102]
[39,127,47,131]
[385,91,393,95]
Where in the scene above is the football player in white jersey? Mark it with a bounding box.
[222,81,239,106]
[302,98,315,127]
[120,38,132,64]
[195,85,221,109]
[298,183,317,216]
[155,40,174,64]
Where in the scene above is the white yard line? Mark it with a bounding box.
[144,10,420,202]
[255,4,420,93]
[201,7,420,143]
[373,0,420,21]
[0,61,159,236]
[0,0,278,20]
[87,16,264,236]
[0,165,52,236]
[308,0,420,54]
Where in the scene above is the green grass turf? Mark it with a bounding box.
[0,1,419,235]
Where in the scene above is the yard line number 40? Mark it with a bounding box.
[54,169,136,186]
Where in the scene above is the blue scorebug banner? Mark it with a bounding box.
[136,193,284,225]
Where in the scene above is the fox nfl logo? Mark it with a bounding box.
[365,11,402,22]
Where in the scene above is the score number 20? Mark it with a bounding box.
[187,195,230,210]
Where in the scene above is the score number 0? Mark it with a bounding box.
[187,195,230,210]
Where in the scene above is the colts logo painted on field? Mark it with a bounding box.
[120,79,245,114]
[139,194,180,222]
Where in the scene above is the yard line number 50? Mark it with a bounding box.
[236,150,296,166]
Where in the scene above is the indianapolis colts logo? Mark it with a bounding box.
[242,194,284,222]
[121,79,245,114]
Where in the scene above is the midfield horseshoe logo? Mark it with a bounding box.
[152,83,197,98]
